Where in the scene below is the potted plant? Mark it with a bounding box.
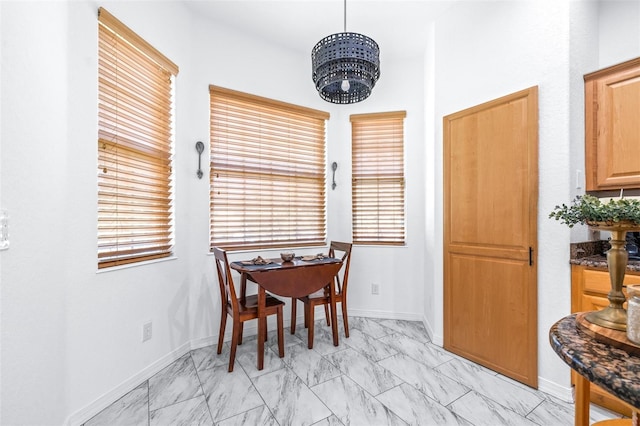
[549,194,640,228]
[549,194,640,330]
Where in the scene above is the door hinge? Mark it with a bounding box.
[529,247,534,266]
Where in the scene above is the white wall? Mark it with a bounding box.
[0,1,197,423]
[0,1,4,421]
[599,0,640,68]
[1,2,72,422]
[427,0,575,398]
[569,1,599,244]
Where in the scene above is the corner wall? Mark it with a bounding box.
[426,0,574,398]
[568,2,599,243]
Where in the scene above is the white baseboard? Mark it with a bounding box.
[431,332,444,346]
[190,335,218,351]
[418,313,444,346]
[538,376,573,403]
[65,342,191,426]
[348,308,423,321]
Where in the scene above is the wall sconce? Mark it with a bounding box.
[195,141,204,179]
[331,162,338,190]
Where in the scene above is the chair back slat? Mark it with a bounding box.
[329,241,352,295]
[213,247,238,312]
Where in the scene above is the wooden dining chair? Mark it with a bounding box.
[213,247,285,372]
[290,241,352,349]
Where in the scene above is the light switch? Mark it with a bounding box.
[0,210,9,250]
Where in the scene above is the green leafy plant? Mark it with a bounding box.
[549,194,640,228]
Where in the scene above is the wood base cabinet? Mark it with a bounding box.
[571,264,640,416]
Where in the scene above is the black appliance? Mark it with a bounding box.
[627,231,640,260]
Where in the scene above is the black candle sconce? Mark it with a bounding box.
[331,162,338,190]
[195,141,204,179]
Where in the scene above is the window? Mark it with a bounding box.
[97,8,179,269]
[351,111,407,245]
[209,86,330,251]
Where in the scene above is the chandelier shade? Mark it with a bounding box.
[311,0,380,105]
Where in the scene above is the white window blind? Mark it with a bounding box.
[97,7,179,269]
[351,111,407,245]
[209,85,330,251]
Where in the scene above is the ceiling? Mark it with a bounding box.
[183,1,458,58]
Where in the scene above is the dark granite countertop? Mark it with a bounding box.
[549,314,640,410]
[570,255,640,272]
[570,240,640,272]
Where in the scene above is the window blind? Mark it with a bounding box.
[351,111,407,245]
[97,7,179,269]
[209,85,330,251]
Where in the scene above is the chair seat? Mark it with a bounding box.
[299,288,339,301]
[303,289,326,299]
[239,294,285,312]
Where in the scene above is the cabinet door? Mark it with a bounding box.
[585,57,640,190]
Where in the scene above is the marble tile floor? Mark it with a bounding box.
[84,316,623,426]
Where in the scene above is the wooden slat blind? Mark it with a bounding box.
[209,85,330,251]
[351,111,407,245]
[97,8,179,269]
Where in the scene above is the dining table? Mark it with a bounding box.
[230,255,343,370]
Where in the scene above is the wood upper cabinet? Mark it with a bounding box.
[585,57,640,190]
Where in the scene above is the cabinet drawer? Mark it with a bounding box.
[582,294,610,312]
[583,269,640,295]
[626,273,640,285]
[583,270,613,294]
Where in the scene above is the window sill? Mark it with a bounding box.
[96,255,178,274]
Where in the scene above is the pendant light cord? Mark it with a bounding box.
[343,0,347,32]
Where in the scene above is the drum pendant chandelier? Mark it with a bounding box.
[311,0,380,104]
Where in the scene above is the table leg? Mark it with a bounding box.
[574,374,590,426]
[257,286,266,370]
[329,280,339,346]
[240,273,247,304]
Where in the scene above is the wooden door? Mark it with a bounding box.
[444,87,538,387]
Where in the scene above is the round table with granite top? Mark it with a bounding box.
[549,314,640,426]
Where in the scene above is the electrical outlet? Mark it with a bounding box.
[371,283,380,295]
[142,321,152,342]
